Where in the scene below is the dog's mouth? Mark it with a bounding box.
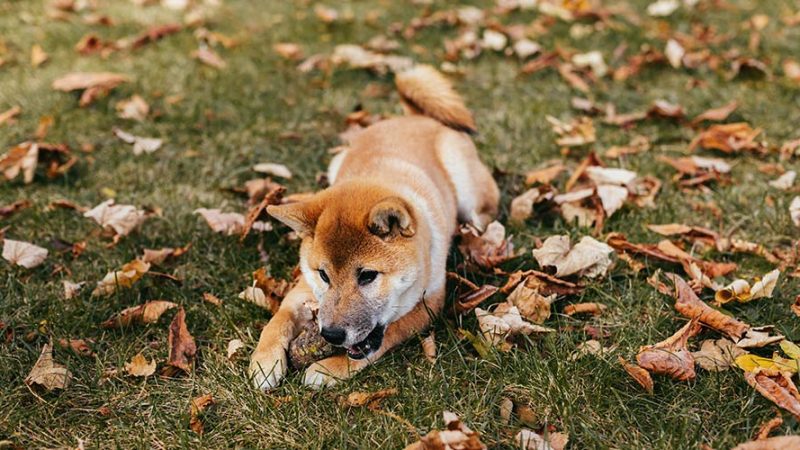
[345,324,385,360]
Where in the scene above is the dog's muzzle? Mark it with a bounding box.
[345,324,385,360]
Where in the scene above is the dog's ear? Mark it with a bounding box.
[267,200,322,237]
[367,197,415,238]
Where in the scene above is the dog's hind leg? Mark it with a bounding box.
[249,279,314,391]
[303,289,445,388]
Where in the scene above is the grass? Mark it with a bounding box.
[1,0,800,448]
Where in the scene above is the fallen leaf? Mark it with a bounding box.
[125,353,156,377]
[189,394,215,435]
[664,273,749,341]
[192,47,227,69]
[546,115,596,147]
[648,0,680,17]
[457,221,517,270]
[203,292,223,306]
[475,301,554,350]
[525,162,566,185]
[516,429,569,450]
[253,162,293,179]
[130,23,182,49]
[0,105,21,126]
[455,284,499,314]
[692,338,747,371]
[115,95,149,121]
[342,388,398,409]
[194,208,245,235]
[563,302,606,317]
[273,43,303,60]
[101,300,178,328]
[31,44,49,67]
[507,281,556,324]
[509,188,551,224]
[619,356,654,394]
[162,307,196,376]
[744,371,800,421]
[404,411,486,450]
[665,39,684,68]
[2,239,48,268]
[63,280,85,299]
[790,197,800,228]
[690,123,763,154]
[112,127,162,155]
[51,72,129,107]
[715,269,781,304]
[691,101,738,125]
[57,338,94,357]
[754,413,784,440]
[532,235,614,278]
[0,142,38,183]
[422,333,437,364]
[25,343,72,391]
[769,171,796,190]
[636,320,701,381]
[92,259,151,296]
[227,339,245,360]
[141,244,191,265]
[84,199,146,237]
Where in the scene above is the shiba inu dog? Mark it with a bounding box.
[250,65,499,390]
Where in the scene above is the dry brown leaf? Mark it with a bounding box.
[715,270,781,304]
[25,343,72,391]
[690,122,763,154]
[189,394,215,435]
[455,284,499,314]
[141,244,191,265]
[273,43,303,60]
[692,338,747,371]
[162,307,196,376]
[130,23,182,49]
[84,200,147,236]
[499,397,514,425]
[0,199,31,218]
[0,105,21,126]
[124,353,156,377]
[203,292,223,306]
[404,411,486,450]
[563,302,606,317]
[500,270,583,297]
[457,221,516,270]
[507,281,556,324]
[509,188,551,224]
[0,142,38,183]
[92,259,151,297]
[422,333,437,364]
[546,115,595,146]
[516,429,569,450]
[63,280,85,299]
[115,95,149,121]
[227,339,245,360]
[101,300,177,328]
[341,388,397,409]
[192,47,227,69]
[636,320,701,381]
[57,338,94,357]
[733,435,800,450]
[755,414,784,440]
[31,44,49,67]
[525,162,566,185]
[792,296,800,318]
[665,273,749,340]
[2,239,48,268]
[253,162,293,179]
[744,371,800,421]
[475,301,554,350]
[619,356,654,394]
[691,101,738,125]
[241,184,283,241]
[51,72,129,106]
[532,235,614,278]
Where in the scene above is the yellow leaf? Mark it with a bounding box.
[736,354,798,374]
[780,341,800,360]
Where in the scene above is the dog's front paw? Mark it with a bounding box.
[249,348,287,391]
[303,355,358,389]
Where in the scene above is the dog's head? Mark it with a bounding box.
[267,182,424,359]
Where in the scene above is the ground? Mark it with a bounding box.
[1,0,800,448]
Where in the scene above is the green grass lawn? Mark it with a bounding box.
[2,0,800,448]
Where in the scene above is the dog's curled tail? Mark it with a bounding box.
[395,65,476,135]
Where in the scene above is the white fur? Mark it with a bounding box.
[435,131,483,228]
[327,150,348,184]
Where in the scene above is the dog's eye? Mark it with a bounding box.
[318,269,330,284]
[358,270,378,286]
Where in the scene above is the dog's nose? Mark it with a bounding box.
[320,327,346,346]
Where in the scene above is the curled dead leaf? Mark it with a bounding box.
[341,388,397,409]
[84,200,147,237]
[162,307,196,376]
[744,371,800,421]
[189,394,215,435]
[25,342,72,391]
[2,239,48,268]
[532,235,614,278]
[92,259,150,296]
[692,338,747,371]
[636,320,701,381]
[457,221,517,270]
[619,356,654,394]
[422,333,437,364]
[664,273,749,341]
[404,411,486,450]
[563,302,606,317]
[101,300,177,328]
[125,353,156,377]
